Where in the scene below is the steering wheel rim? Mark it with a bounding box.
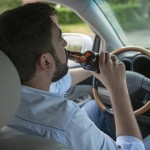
[92,46,150,116]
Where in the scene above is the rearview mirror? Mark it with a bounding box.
[62,33,93,53]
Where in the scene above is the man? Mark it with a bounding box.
[0,2,144,150]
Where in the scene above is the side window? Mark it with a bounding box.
[55,5,94,37]
[0,1,96,53]
[0,0,21,13]
[54,5,95,53]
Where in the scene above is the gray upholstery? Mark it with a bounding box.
[0,50,69,150]
[0,50,21,128]
[0,126,68,150]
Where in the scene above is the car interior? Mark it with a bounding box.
[0,0,150,149]
[0,50,69,150]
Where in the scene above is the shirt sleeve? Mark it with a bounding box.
[143,135,150,150]
[49,72,71,94]
[116,136,145,150]
[65,108,145,150]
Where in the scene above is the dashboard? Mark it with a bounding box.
[120,51,150,78]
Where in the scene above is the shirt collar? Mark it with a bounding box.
[21,85,65,99]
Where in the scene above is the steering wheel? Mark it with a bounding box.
[92,46,150,116]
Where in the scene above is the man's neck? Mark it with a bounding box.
[24,78,51,91]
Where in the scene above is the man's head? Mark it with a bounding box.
[0,2,68,88]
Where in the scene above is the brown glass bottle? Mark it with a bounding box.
[66,50,100,73]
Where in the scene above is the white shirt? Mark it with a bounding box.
[49,72,71,94]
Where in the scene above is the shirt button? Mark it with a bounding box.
[118,145,122,149]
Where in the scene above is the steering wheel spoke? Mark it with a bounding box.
[142,77,150,94]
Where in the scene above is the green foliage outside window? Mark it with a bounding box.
[111,3,150,31]
[0,0,21,13]
[0,0,149,31]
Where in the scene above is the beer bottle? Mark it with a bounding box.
[66,50,100,73]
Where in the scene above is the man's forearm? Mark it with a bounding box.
[109,85,143,140]
[70,68,92,87]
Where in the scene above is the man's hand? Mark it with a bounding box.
[92,52,126,93]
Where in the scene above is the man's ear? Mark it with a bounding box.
[37,53,54,71]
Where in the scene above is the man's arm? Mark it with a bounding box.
[109,82,142,139]
[69,68,92,87]
[92,52,143,140]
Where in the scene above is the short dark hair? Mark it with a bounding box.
[0,2,57,83]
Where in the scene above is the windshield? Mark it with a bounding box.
[95,0,150,49]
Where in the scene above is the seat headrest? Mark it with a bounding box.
[0,50,21,128]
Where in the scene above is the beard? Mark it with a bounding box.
[52,54,68,82]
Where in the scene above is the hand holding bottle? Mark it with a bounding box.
[92,52,126,93]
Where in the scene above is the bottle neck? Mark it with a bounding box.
[66,50,86,63]
[66,49,100,72]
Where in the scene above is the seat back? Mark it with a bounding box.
[0,50,21,128]
[0,50,69,150]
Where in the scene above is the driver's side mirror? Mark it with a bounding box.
[62,33,93,53]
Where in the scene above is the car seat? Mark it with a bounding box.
[0,50,69,150]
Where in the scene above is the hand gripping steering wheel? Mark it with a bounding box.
[92,46,150,116]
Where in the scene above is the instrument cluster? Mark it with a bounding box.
[121,53,150,78]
